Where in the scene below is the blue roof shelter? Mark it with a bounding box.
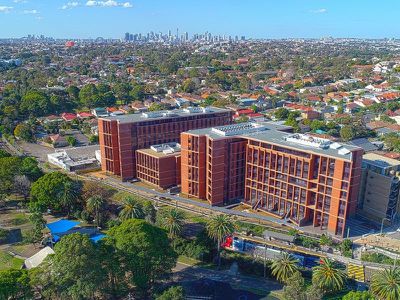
[47,220,80,234]
[90,234,106,243]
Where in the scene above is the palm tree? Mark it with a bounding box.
[271,252,300,283]
[161,208,185,249]
[119,196,144,221]
[370,267,400,300]
[312,258,346,293]
[86,195,105,227]
[58,180,79,217]
[206,214,235,269]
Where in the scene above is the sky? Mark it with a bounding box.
[0,0,399,39]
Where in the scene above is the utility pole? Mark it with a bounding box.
[264,236,267,278]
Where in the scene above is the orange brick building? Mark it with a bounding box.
[98,107,232,181]
[181,123,363,236]
[136,143,181,189]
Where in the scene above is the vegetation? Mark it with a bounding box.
[370,267,400,300]
[271,252,299,283]
[206,214,235,269]
[312,258,346,293]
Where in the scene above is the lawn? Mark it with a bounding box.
[0,250,24,270]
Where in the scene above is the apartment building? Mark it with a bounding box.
[98,107,232,180]
[358,153,400,223]
[181,123,363,236]
[136,143,181,189]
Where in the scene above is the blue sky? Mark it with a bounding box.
[0,0,399,39]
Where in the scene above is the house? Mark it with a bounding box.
[77,111,94,119]
[61,113,77,122]
[49,134,69,148]
[91,107,109,118]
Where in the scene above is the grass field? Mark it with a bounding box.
[0,250,24,270]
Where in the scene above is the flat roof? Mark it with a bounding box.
[363,153,400,168]
[186,122,361,161]
[137,143,181,158]
[100,106,231,124]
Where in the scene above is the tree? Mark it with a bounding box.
[79,84,100,108]
[143,201,156,224]
[0,269,31,300]
[157,286,185,300]
[181,79,196,93]
[20,90,51,117]
[28,211,46,243]
[312,258,346,293]
[206,214,235,269]
[87,195,106,227]
[20,157,42,182]
[30,172,78,212]
[340,125,356,141]
[148,102,165,112]
[13,175,31,201]
[14,123,33,141]
[129,84,145,100]
[66,136,77,146]
[282,271,307,300]
[0,157,22,195]
[160,208,185,249]
[37,233,103,299]
[370,267,400,300]
[306,283,324,300]
[57,180,81,217]
[342,290,375,300]
[82,181,112,200]
[119,196,144,221]
[274,107,289,120]
[271,252,300,283]
[0,149,11,158]
[108,219,177,297]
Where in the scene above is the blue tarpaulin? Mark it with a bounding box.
[47,219,80,234]
[90,234,106,243]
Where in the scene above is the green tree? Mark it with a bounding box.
[129,84,145,100]
[20,90,51,117]
[108,219,177,297]
[20,157,42,181]
[157,286,185,300]
[370,267,400,300]
[271,253,300,283]
[160,208,185,249]
[14,123,33,141]
[181,79,196,93]
[30,172,78,212]
[119,196,144,221]
[66,136,77,146]
[274,107,289,120]
[39,233,103,299]
[312,258,346,293]
[87,195,106,227]
[0,269,31,300]
[206,214,235,269]
[282,271,307,300]
[143,200,157,224]
[340,125,356,141]
[28,211,46,243]
[0,157,22,195]
[0,149,11,158]
[79,84,100,108]
[148,102,165,112]
[57,180,81,217]
[342,290,375,300]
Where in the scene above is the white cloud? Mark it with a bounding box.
[310,8,327,14]
[23,9,38,14]
[61,2,80,10]
[0,6,13,13]
[13,0,27,3]
[86,0,132,8]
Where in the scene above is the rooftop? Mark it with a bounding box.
[137,142,181,158]
[100,106,231,124]
[363,153,400,169]
[186,122,361,160]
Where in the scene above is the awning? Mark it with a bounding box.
[47,219,80,234]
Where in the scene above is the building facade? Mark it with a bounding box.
[358,153,400,223]
[98,107,232,180]
[181,123,363,236]
[136,143,181,189]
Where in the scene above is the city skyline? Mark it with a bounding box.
[1,0,400,39]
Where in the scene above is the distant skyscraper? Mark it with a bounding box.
[125,32,130,41]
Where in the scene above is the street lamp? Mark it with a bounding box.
[380,217,390,236]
